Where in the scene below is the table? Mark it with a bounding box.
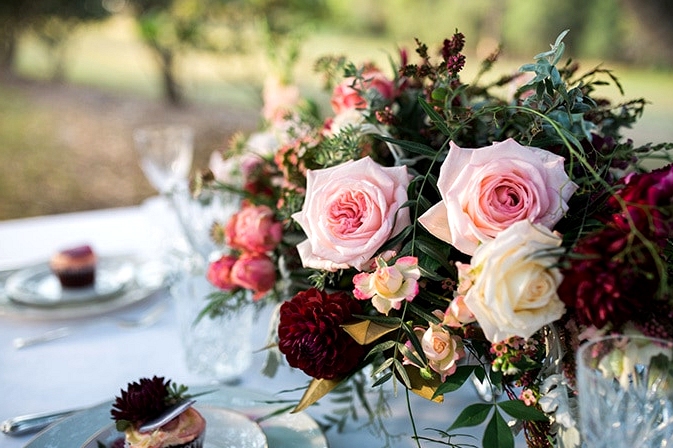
[0,199,524,448]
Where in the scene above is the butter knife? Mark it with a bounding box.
[1,407,82,436]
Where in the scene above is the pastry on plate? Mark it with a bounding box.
[49,244,97,288]
[111,376,206,448]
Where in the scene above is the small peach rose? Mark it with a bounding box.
[353,256,420,315]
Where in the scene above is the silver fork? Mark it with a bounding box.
[12,301,168,349]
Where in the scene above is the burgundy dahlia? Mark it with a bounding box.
[277,288,366,380]
[558,225,660,329]
[110,376,172,427]
[607,164,673,242]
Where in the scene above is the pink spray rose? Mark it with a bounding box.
[330,67,396,115]
[225,204,283,254]
[434,296,476,328]
[206,255,238,290]
[230,252,276,300]
[292,156,411,271]
[418,138,577,256]
[353,256,420,315]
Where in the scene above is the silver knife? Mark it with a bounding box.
[1,407,82,436]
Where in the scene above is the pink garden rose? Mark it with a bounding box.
[330,67,396,115]
[292,156,411,271]
[225,204,283,254]
[353,256,420,315]
[230,252,276,300]
[418,138,577,256]
[206,255,238,290]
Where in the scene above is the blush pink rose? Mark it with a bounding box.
[292,156,411,271]
[330,67,396,115]
[225,204,283,254]
[230,253,276,300]
[206,255,238,290]
[418,138,577,256]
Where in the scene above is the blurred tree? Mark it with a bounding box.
[622,0,673,65]
[0,0,110,78]
[125,0,330,106]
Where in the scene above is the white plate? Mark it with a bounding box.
[24,386,328,448]
[82,407,269,448]
[5,257,134,307]
[0,256,167,320]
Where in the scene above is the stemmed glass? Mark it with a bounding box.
[576,334,673,448]
[133,124,194,196]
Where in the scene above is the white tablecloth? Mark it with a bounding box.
[0,199,524,448]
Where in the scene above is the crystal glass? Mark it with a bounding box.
[133,124,194,194]
[171,271,254,384]
[576,334,673,448]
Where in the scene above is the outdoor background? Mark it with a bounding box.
[1,0,672,220]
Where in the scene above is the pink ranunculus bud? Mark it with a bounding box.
[230,253,276,300]
[206,255,239,290]
[225,204,283,254]
[330,67,396,115]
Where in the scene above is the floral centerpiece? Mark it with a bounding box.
[194,29,673,448]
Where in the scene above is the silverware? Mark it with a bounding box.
[138,399,196,433]
[1,407,82,436]
[11,302,168,350]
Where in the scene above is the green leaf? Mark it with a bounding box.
[418,96,452,136]
[483,410,514,448]
[433,365,476,397]
[447,403,494,431]
[376,135,437,157]
[498,400,548,422]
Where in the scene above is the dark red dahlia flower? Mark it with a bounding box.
[607,164,673,242]
[277,288,366,380]
[110,376,171,426]
[558,225,661,329]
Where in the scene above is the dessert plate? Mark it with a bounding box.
[24,386,328,448]
[81,407,269,448]
[0,256,167,320]
[5,257,134,307]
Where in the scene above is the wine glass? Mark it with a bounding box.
[576,334,673,448]
[133,124,194,195]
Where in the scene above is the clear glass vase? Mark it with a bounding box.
[171,271,254,384]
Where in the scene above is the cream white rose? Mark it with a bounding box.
[292,156,411,271]
[462,220,566,343]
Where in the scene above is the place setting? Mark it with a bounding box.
[0,248,168,321]
[17,380,328,448]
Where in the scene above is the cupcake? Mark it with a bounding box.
[49,244,97,288]
[111,376,206,448]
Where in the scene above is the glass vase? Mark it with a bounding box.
[171,272,254,384]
